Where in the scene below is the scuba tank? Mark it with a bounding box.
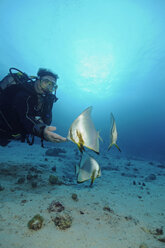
[0,67,37,91]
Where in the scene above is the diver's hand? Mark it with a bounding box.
[43,126,67,143]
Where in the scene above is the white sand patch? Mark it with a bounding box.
[0,141,165,248]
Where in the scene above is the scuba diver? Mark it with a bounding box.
[0,67,66,146]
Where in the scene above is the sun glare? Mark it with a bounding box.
[74,40,115,97]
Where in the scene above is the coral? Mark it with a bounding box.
[27,174,33,180]
[45,148,66,157]
[124,216,133,221]
[126,161,132,166]
[51,166,56,172]
[103,206,114,213]
[0,185,5,191]
[17,177,25,184]
[28,214,44,231]
[48,201,65,212]
[53,214,72,230]
[155,227,164,235]
[31,181,37,188]
[145,174,156,182]
[157,164,165,169]
[141,225,164,237]
[49,175,62,185]
[139,243,148,248]
[21,199,27,204]
[158,237,165,243]
[71,193,78,201]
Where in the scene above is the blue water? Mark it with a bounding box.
[0,0,165,161]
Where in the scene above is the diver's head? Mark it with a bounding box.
[36,68,59,95]
[39,75,58,94]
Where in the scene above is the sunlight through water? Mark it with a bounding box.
[74,39,116,97]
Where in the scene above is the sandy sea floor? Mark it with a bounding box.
[0,141,165,248]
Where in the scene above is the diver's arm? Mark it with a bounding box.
[14,91,66,142]
[43,126,66,143]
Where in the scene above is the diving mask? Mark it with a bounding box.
[40,76,58,94]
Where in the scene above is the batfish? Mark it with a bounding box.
[108,113,121,152]
[76,154,101,186]
[67,106,100,153]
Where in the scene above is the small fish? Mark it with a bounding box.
[76,154,101,186]
[108,113,121,152]
[67,106,101,154]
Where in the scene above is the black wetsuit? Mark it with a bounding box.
[0,83,54,146]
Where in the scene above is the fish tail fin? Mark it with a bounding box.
[90,170,96,187]
[97,131,103,142]
[108,143,113,151]
[115,143,121,152]
[108,143,121,152]
[90,181,94,187]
